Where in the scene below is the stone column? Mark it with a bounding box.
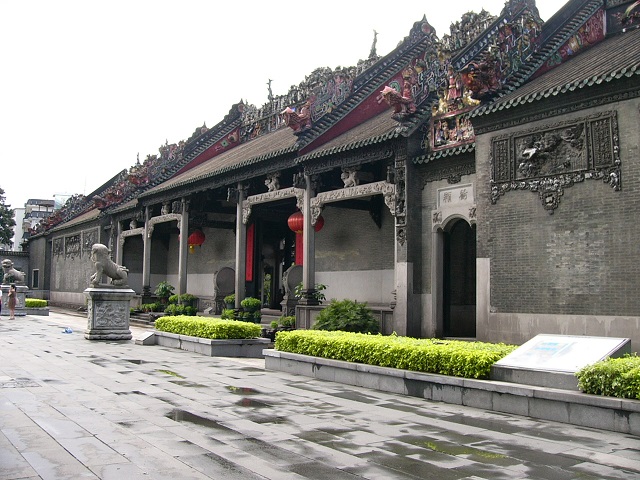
[299,174,318,305]
[234,184,247,308]
[115,220,123,266]
[178,198,188,297]
[392,144,416,337]
[142,206,151,297]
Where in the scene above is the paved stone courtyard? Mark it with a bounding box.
[1,310,640,479]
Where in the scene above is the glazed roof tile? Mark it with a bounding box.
[49,208,101,233]
[413,143,476,164]
[140,126,298,197]
[298,112,400,162]
[472,28,640,117]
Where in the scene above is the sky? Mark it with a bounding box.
[0,0,563,210]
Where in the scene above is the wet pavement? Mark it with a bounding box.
[1,310,640,479]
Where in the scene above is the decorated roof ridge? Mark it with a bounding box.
[470,26,640,118]
[484,0,604,102]
[139,143,299,199]
[293,22,439,148]
[472,0,639,117]
[413,143,476,164]
[33,103,246,233]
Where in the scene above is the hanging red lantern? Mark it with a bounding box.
[287,211,304,234]
[187,229,205,253]
[287,211,324,233]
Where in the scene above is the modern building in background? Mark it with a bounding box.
[13,199,55,251]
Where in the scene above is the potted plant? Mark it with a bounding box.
[224,294,235,309]
[240,297,261,313]
[154,281,175,305]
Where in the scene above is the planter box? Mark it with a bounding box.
[25,307,49,316]
[264,350,640,437]
[153,330,272,358]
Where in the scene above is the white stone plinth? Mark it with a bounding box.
[1,284,29,317]
[84,287,135,340]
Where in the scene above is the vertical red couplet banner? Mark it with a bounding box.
[295,232,303,266]
[245,223,254,281]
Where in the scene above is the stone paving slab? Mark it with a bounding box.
[0,310,639,479]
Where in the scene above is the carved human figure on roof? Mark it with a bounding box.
[446,65,463,106]
[281,101,312,132]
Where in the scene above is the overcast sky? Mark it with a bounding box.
[0,0,562,210]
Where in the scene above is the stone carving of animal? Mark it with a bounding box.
[1,259,25,284]
[90,244,128,287]
[341,169,359,188]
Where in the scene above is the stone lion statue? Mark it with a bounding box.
[90,244,128,287]
[2,259,25,285]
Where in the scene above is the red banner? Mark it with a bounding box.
[245,223,254,281]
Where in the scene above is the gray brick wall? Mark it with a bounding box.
[476,99,640,316]
[315,203,394,272]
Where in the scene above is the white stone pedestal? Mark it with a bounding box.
[84,287,135,340]
[1,284,28,317]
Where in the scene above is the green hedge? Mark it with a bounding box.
[275,330,516,379]
[25,298,48,308]
[576,355,640,399]
[155,315,261,340]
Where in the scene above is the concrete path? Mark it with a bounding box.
[1,310,639,479]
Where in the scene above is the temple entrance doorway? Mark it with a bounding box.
[255,217,295,311]
[443,219,476,338]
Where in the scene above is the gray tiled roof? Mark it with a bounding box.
[140,126,298,197]
[472,28,640,117]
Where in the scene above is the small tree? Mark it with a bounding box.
[0,187,16,248]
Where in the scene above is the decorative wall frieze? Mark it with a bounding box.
[474,87,640,135]
[53,237,63,256]
[147,213,182,238]
[119,227,145,247]
[421,159,476,186]
[309,181,396,225]
[82,228,99,252]
[303,149,394,175]
[64,234,81,259]
[242,187,305,225]
[490,110,621,213]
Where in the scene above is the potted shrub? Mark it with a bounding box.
[224,294,235,309]
[280,315,296,330]
[154,281,175,305]
[240,297,261,313]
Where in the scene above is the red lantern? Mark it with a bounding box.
[287,211,304,234]
[187,229,205,253]
[287,211,324,233]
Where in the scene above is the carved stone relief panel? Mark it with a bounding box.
[82,228,99,253]
[53,237,64,256]
[64,234,81,259]
[490,111,620,213]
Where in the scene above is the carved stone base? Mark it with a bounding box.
[1,284,28,317]
[84,287,135,340]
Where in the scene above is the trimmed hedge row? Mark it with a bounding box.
[25,299,48,308]
[155,315,262,340]
[576,355,640,399]
[275,330,516,379]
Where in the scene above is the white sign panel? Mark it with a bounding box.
[494,334,630,373]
